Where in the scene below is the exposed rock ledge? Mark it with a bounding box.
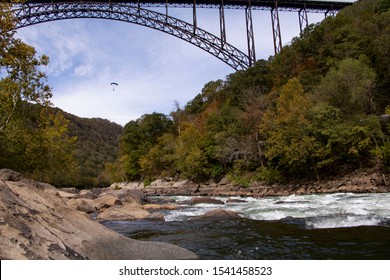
[111,168,390,197]
[0,169,198,260]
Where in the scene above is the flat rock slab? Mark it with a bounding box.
[0,170,198,260]
[97,205,150,221]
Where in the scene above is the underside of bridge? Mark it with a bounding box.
[10,0,353,70]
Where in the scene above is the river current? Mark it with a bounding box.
[102,193,390,259]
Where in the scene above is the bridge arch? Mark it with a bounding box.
[12,2,252,70]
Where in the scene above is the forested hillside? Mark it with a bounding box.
[62,112,123,187]
[107,0,390,185]
[0,103,122,188]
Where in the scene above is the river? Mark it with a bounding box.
[102,193,390,259]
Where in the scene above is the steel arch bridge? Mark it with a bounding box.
[10,0,353,70]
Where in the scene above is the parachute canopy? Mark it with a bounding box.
[110,82,118,91]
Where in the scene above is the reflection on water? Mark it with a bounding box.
[102,218,390,259]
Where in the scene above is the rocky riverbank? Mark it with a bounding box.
[113,168,390,197]
[0,169,197,260]
[56,168,390,226]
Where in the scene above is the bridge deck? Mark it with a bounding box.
[10,0,354,70]
[20,0,353,12]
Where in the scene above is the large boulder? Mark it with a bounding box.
[93,193,122,211]
[0,174,198,260]
[122,189,149,205]
[188,197,225,205]
[226,198,247,203]
[166,180,199,196]
[189,209,242,221]
[0,169,23,182]
[78,189,95,200]
[96,204,150,221]
[67,198,95,213]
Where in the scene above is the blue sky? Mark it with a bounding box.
[16,6,326,126]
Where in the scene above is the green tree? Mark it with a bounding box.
[0,2,51,132]
[120,112,174,180]
[102,160,127,184]
[309,103,384,173]
[260,78,320,178]
[174,122,207,181]
[225,60,272,106]
[139,133,177,179]
[206,104,256,173]
[27,111,79,186]
[315,58,377,115]
[0,3,80,187]
[184,80,224,115]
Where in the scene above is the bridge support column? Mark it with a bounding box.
[245,1,256,66]
[193,0,197,32]
[219,0,226,47]
[298,4,308,36]
[271,0,282,54]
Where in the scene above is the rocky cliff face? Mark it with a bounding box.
[0,169,197,260]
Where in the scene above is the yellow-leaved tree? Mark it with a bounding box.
[0,2,78,186]
[259,78,321,179]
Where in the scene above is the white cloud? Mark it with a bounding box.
[74,64,94,77]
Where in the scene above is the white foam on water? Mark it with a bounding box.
[159,193,390,228]
[306,215,382,229]
[247,210,294,221]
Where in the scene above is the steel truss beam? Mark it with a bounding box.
[245,2,256,66]
[12,2,251,70]
[19,1,353,13]
[271,1,282,55]
[298,4,308,36]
